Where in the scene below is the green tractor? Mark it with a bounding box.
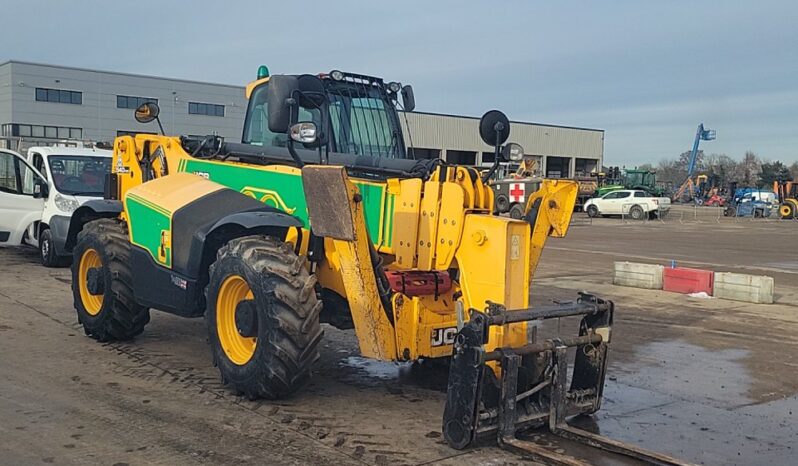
[595,167,664,197]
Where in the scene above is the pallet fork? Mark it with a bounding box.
[443,293,693,466]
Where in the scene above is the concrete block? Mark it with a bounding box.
[614,262,664,289]
[663,267,714,295]
[713,272,774,304]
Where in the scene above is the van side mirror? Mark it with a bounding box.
[33,178,49,199]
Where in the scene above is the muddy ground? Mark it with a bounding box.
[0,215,795,465]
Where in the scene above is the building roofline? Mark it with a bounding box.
[403,110,604,133]
[0,59,245,90]
[1,60,603,133]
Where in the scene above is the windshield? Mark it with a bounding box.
[326,81,404,158]
[48,155,111,195]
[242,80,406,159]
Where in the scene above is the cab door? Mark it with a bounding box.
[598,191,624,214]
[0,150,46,246]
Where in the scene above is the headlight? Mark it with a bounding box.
[330,70,345,81]
[54,194,80,213]
[387,81,402,93]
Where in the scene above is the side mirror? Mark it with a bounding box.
[289,122,318,144]
[296,74,326,108]
[479,110,511,183]
[401,85,415,112]
[33,179,49,199]
[134,102,160,123]
[479,110,510,147]
[502,143,524,162]
[266,75,299,134]
[266,74,326,134]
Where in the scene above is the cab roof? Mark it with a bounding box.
[27,146,112,158]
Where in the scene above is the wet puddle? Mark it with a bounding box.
[576,339,796,465]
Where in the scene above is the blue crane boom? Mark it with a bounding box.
[686,123,716,176]
[673,123,716,202]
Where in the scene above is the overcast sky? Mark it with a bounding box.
[3,0,797,165]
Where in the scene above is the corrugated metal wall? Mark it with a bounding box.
[399,111,603,162]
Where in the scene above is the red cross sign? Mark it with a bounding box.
[509,183,525,203]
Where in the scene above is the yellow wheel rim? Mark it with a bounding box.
[216,275,257,365]
[781,205,793,218]
[78,248,104,316]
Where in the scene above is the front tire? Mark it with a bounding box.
[72,219,150,341]
[40,228,69,267]
[586,205,599,218]
[206,236,323,400]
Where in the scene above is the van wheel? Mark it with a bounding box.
[40,228,69,267]
[629,205,645,220]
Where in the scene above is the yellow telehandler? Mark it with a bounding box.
[64,68,687,465]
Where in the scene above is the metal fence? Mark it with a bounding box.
[615,203,798,224]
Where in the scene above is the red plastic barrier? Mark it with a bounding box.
[663,267,714,295]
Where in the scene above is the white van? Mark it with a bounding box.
[0,148,48,249]
[0,146,112,266]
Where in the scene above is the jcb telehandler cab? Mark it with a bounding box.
[65,69,686,464]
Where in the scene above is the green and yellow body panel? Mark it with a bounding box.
[176,158,396,251]
[123,173,224,268]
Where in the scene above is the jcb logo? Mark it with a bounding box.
[431,327,458,347]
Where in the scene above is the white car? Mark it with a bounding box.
[584,189,671,220]
[0,146,112,266]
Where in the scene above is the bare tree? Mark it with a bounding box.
[739,151,761,186]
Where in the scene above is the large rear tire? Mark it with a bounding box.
[205,235,323,400]
[72,219,150,341]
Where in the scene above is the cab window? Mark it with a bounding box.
[0,152,42,195]
[0,152,18,193]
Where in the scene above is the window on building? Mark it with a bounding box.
[1,123,82,140]
[446,150,477,165]
[407,147,440,160]
[574,158,598,177]
[481,151,495,164]
[189,101,225,117]
[117,130,156,137]
[117,95,158,109]
[35,87,82,105]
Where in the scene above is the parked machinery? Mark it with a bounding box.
[775,180,798,219]
[63,68,686,465]
[672,123,716,202]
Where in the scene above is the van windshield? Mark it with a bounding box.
[48,156,111,195]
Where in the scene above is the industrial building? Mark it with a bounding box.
[400,111,603,178]
[0,61,603,176]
